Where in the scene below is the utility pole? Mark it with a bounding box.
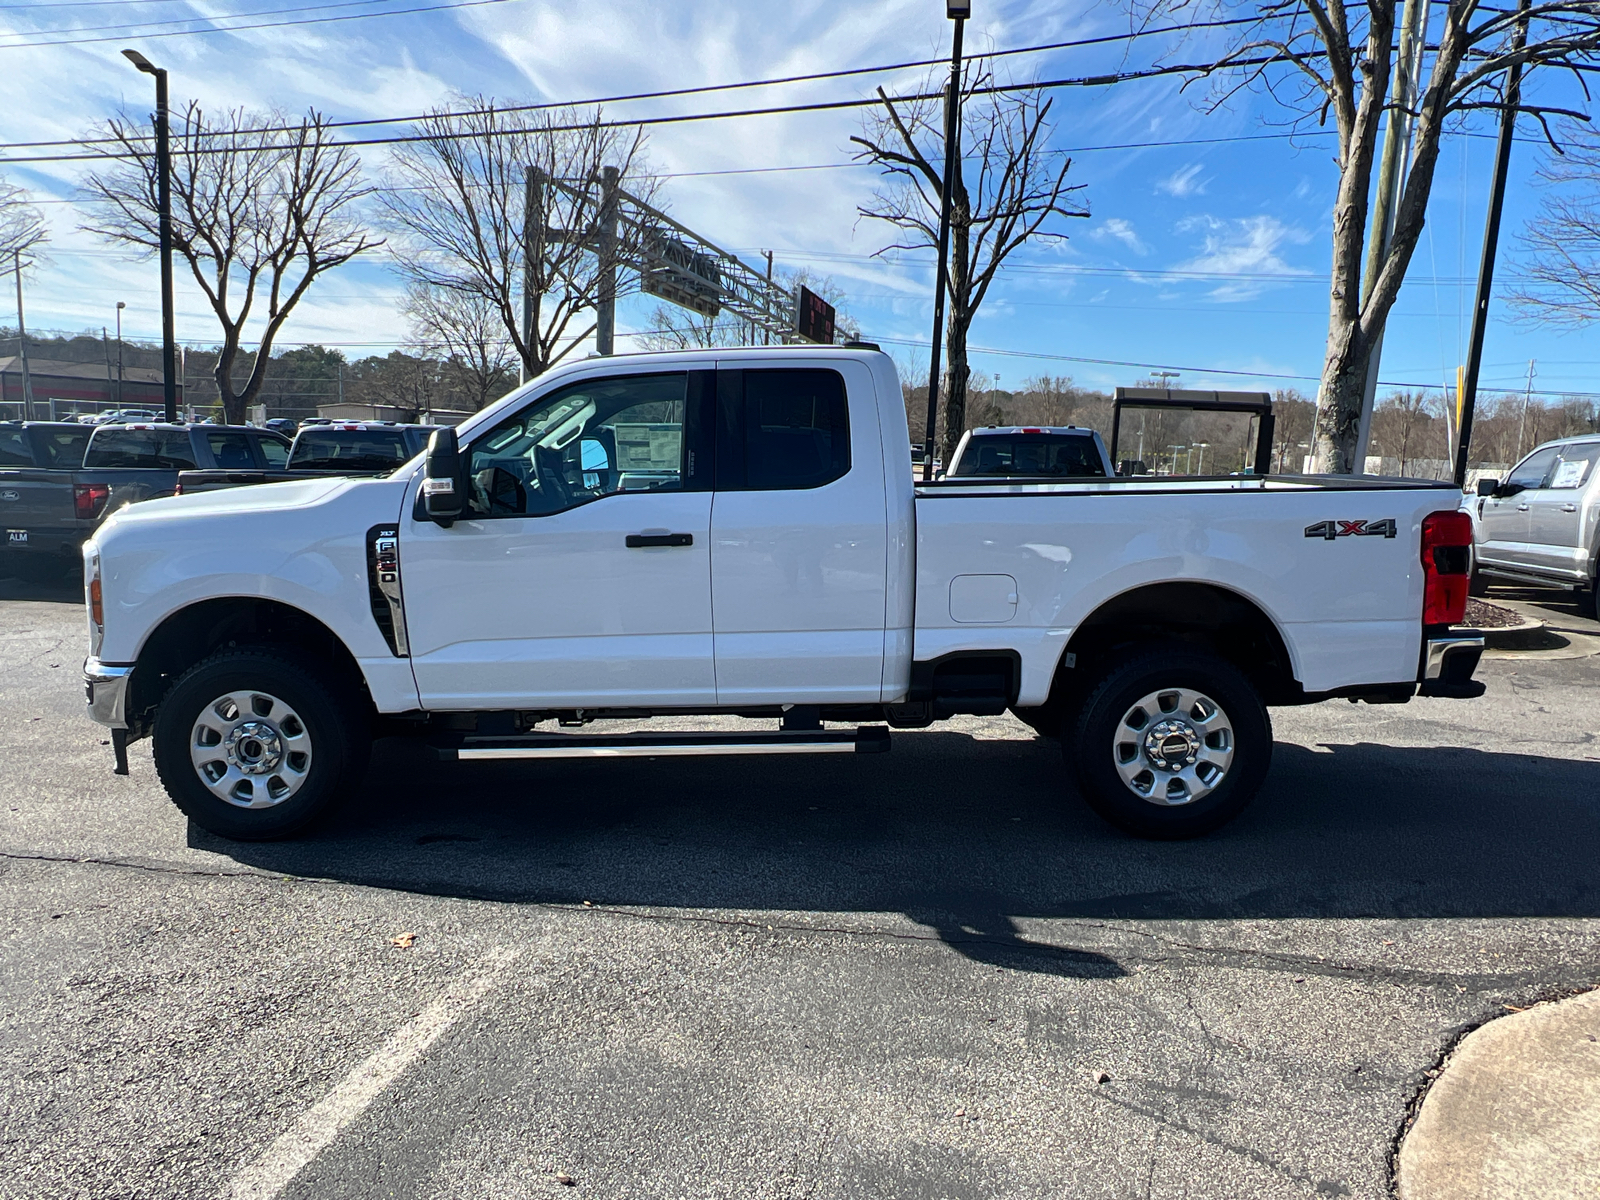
[115,301,126,408]
[595,165,619,356]
[1353,0,1428,470]
[922,0,968,480]
[123,50,178,422]
[102,327,113,415]
[1516,358,1536,461]
[1455,0,1531,487]
[1149,370,1180,389]
[764,250,774,346]
[12,250,34,418]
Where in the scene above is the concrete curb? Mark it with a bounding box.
[1396,988,1600,1200]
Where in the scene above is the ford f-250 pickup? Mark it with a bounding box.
[81,346,1484,841]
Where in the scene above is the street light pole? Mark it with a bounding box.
[921,1,968,481]
[122,49,177,423]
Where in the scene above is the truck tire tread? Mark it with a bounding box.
[152,646,370,841]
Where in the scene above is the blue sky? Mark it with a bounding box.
[0,0,1595,404]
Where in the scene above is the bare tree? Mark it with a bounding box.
[82,104,377,423]
[381,99,650,381]
[1371,389,1437,472]
[1143,0,1600,472]
[853,65,1089,460]
[403,283,518,412]
[1511,123,1600,324]
[0,173,47,264]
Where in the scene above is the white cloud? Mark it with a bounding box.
[1088,217,1149,255]
[1171,214,1311,301]
[1156,163,1207,197]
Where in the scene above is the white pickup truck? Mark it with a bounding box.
[81,345,1484,841]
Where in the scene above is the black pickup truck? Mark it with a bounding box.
[0,423,292,581]
[174,423,438,494]
[0,422,98,580]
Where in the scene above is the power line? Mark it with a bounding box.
[0,0,411,41]
[0,0,517,51]
[0,17,1260,150]
[0,55,1316,165]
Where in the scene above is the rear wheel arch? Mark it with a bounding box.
[1044,581,1299,717]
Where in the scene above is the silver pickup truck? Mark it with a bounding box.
[1473,434,1600,617]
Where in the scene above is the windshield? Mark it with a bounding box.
[37,426,91,468]
[952,434,1106,478]
[288,430,412,471]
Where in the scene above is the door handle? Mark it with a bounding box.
[1562,503,1578,512]
[625,533,694,548]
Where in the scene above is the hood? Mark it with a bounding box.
[100,474,388,530]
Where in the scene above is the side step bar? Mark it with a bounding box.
[438,725,891,761]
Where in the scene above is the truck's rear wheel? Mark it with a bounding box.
[153,648,369,840]
[1067,647,1270,839]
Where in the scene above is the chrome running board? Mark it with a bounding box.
[439,725,890,761]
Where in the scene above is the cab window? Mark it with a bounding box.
[1506,446,1559,491]
[464,373,687,517]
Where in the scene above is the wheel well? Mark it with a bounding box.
[1053,582,1299,708]
[127,598,368,734]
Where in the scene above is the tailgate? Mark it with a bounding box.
[0,468,79,551]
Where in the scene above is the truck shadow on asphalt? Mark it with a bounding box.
[195,730,1600,977]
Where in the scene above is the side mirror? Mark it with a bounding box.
[1475,477,1500,497]
[421,428,463,525]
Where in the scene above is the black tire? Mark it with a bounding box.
[1468,570,1490,598]
[153,647,371,840]
[1067,646,1271,839]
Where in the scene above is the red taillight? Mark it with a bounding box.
[1421,510,1473,625]
[73,483,110,521]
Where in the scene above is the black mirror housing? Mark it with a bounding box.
[422,427,463,523]
[1475,477,1499,497]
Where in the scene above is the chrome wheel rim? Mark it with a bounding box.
[1112,687,1234,806]
[190,689,312,809]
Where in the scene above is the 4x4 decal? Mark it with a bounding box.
[1304,518,1398,540]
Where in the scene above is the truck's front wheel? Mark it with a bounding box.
[153,648,370,840]
[1067,647,1271,839]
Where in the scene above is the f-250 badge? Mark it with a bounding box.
[1304,518,1398,540]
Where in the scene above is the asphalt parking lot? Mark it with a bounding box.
[2,574,1598,1200]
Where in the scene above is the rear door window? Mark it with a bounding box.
[1548,443,1600,490]
[35,426,90,468]
[0,427,34,467]
[83,428,198,469]
[256,436,290,468]
[205,431,256,470]
[716,368,849,491]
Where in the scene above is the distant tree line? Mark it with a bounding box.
[0,326,517,420]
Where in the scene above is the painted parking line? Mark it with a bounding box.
[225,945,521,1200]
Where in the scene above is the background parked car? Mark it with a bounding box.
[1,421,103,580]
[175,422,439,494]
[1471,435,1600,617]
[945,425,1113,479]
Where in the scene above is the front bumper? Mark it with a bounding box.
[84,658,134,728]
[1418,633,1486,698]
